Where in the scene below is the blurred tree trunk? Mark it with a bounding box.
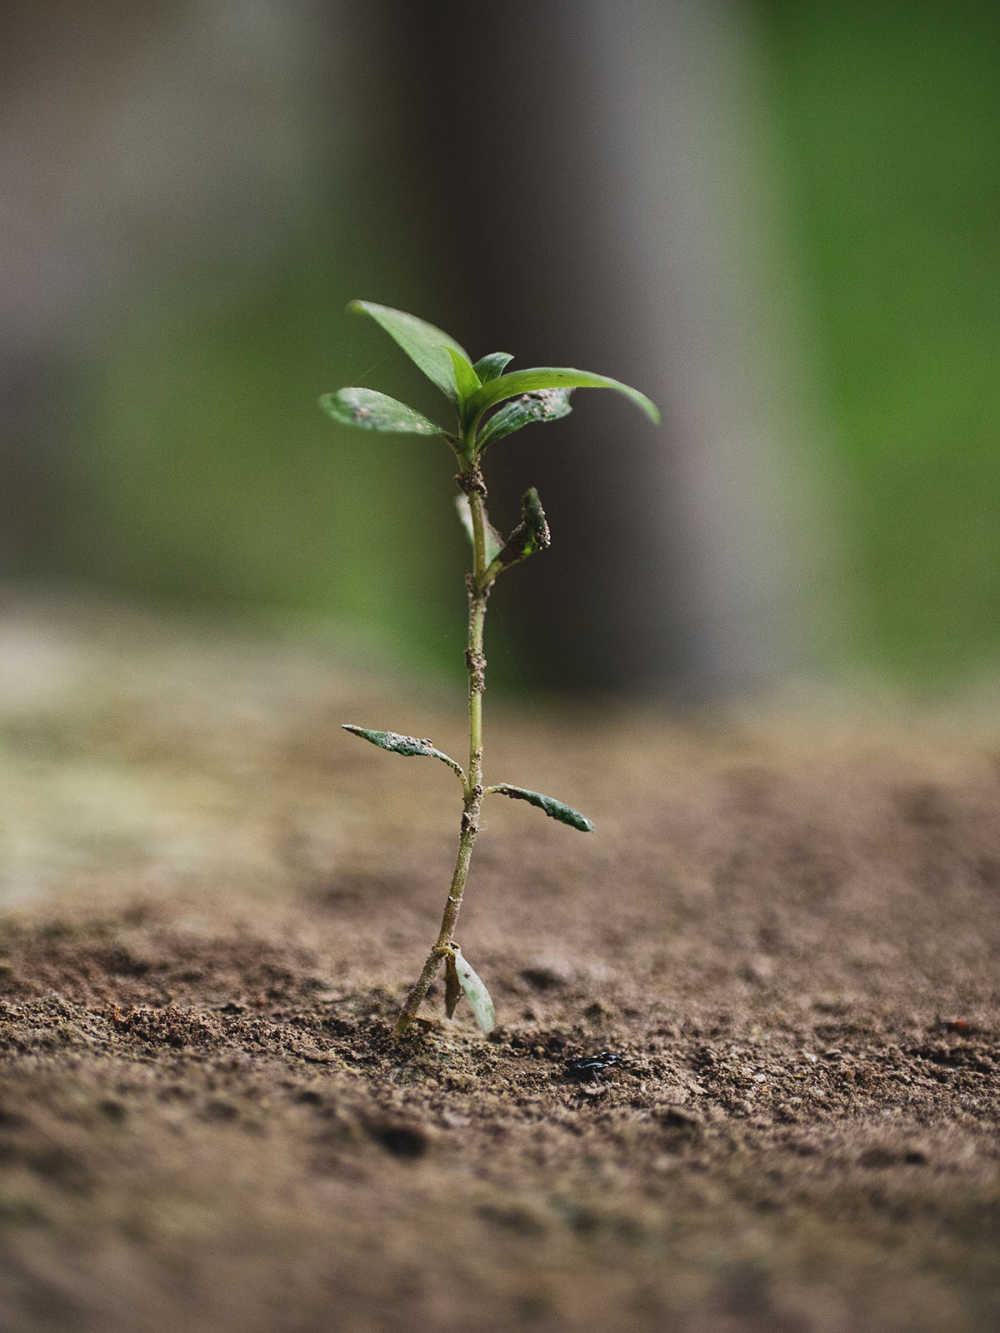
[0,1,825,698]
[364,0,821,695]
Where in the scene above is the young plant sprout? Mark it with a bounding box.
[321,301,659,1036]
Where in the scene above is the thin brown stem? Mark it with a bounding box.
[394,473,491,1035]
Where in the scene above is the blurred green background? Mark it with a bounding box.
[762,0,1000,684]
[4,1,999,694]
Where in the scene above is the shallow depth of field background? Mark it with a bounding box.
[3,0,999,698]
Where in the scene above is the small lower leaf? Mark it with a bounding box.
[342,725,464,780]
[453,948,496,1034]
[490,784,593,832]
[444,953,462,1019]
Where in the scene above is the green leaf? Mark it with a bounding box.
[466,367,660,425]
[447,348,482,406]
[489,784,593,832]
[348,300,471,405]
[444,953,463,1019]
[342,724,464,781]
[476,388,573,451]
[455,495,504,564]
[492,487,551,573]
[319,388,448,437]
[472,352,514,384]
[453,947,496,1034]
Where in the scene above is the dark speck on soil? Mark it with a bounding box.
[367,1122,429,1160]
[565,1050,623,1083]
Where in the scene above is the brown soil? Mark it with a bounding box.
[2,602,999,1332]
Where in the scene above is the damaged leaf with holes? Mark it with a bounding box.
[320,300,659,1037]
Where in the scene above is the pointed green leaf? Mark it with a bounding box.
[455,495,504,564]
[444,952,463,1019]
[453,947,496,1034]
[472,352,514,384]
[319,388,448,437]
[467,367,660,425]
[342,725,464,781]
[348,300,471,404]
[490,784,594,832]
[447,347,481,406]
[477,388,573,451]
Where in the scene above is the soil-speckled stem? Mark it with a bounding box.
[395,474,490,1035]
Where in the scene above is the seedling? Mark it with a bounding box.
[321,301,659,1036]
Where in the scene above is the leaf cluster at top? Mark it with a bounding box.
[319,300,660,458]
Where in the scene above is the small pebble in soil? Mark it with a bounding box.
[565,1051,623,1083]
